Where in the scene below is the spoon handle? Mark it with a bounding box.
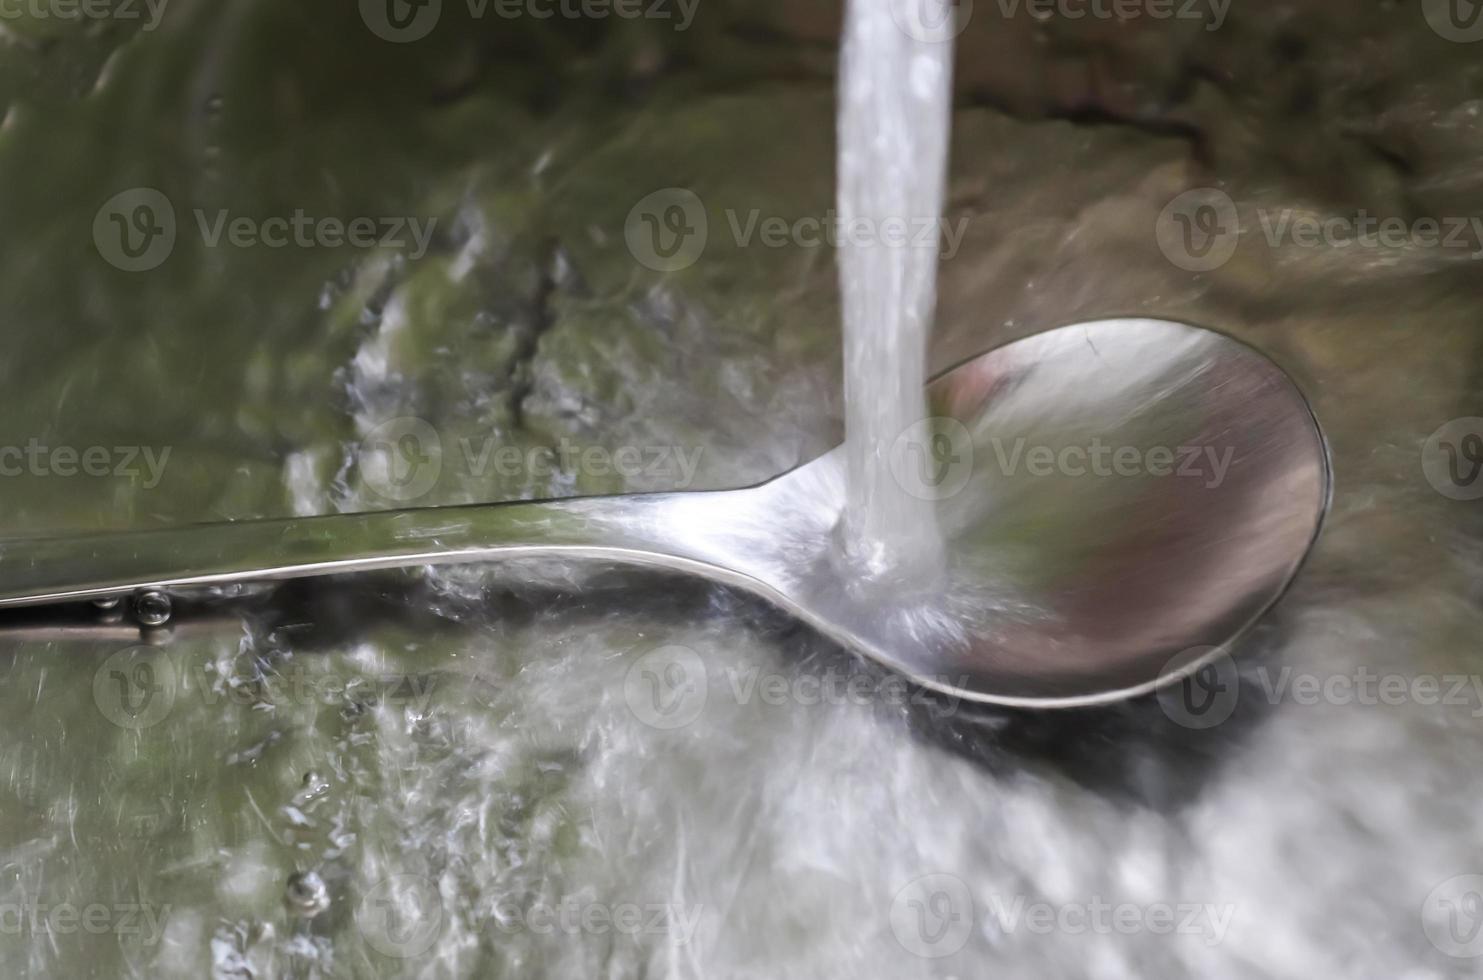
[0,491,742,609]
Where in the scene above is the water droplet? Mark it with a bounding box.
[284,870,330,918]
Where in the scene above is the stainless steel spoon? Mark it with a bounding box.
[0,318,1329,708]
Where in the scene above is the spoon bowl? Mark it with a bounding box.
[0,318,1329,707]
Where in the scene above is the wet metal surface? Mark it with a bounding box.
[0,319,1327,707]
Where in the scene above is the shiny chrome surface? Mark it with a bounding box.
[0,318,1329,707]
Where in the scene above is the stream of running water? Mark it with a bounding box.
[836,0,956,579]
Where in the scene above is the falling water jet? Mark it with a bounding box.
[835,0,957,584]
